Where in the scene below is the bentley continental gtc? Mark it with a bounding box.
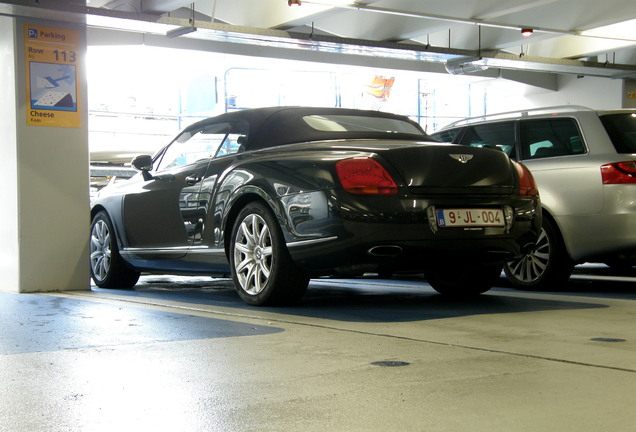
[90,107,541,305]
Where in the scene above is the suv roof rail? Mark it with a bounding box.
[441,105,593,129]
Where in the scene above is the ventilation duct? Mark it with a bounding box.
[445,56,489,75]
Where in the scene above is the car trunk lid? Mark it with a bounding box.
[377,142,516,195]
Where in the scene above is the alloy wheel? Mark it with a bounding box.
[233,213,274,295]
[90,219,111,282]
[505,228,550,283]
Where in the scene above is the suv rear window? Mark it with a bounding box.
[600,113,636,153]
[520,118,586,160]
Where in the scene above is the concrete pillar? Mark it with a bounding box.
[0,15,89,292]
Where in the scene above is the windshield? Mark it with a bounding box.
[600,113,636,153]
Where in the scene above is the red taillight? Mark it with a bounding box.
[335,158,398,195]
[514,161,539,196]
[601,161,636,184]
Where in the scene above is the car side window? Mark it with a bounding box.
[457,122,515,156]
[155,122,248,172]
[520,118,586,160]
[215,133,247,157]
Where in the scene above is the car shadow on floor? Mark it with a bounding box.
[496,265,636,300]
[89,272,634,323]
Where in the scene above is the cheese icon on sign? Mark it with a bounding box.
[35,91,73,107]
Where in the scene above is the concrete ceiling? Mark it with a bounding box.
[3,0,636,81]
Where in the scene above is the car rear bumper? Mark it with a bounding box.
[283,190,541,275]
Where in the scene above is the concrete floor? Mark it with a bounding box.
[1,266,635,432]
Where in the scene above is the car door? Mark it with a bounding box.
[121,123,233,254]
[188,121,250,249]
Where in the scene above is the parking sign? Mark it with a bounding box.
[24,25,81,128]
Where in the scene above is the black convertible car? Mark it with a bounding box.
[90,106,541,305]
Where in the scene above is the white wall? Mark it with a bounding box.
[0,17,20,290]
[521,75,625,110]
[469,73,626,117]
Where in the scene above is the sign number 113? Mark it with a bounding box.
[53,49,76,63]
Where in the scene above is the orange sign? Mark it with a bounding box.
[366,76,395,100]
[24,25,81,128]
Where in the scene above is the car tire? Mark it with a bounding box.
[230,201,309,306]
[503,216,574,289]
[90,211,140,288]
[426,263,502,297]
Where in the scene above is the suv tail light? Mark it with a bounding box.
[601,161,636,184]
[513,161,539,196]
[335,158,398,195]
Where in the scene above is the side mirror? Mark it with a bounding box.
[131,155,153,180]
[131,154,153,171]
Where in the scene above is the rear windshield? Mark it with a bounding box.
[600,113,636,153]
[303,114,423,135]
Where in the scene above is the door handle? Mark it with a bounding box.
[185,175,202,185]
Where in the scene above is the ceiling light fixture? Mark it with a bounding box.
[521,28,533,37]
[288,0,302,5]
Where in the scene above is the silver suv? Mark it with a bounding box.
[431,106,636,289]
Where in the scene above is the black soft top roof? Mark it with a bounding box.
[182,106,431,151]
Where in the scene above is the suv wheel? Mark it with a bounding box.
[504,217,574,289]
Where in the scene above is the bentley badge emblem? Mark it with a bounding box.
[450,154,473,164]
